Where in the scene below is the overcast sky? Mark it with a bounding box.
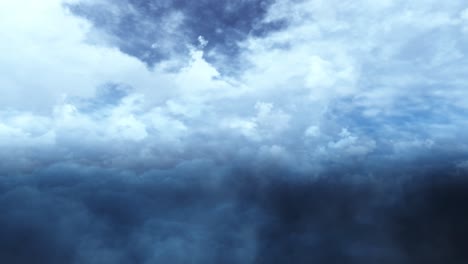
[1,0,468,263]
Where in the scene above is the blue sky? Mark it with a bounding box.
[1,0,468,263]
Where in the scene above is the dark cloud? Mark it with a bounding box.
[68,0,286,73]
[391,172,468,264]
[1,161,468,263]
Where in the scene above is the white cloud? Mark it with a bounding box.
[0,0,237,112]
[1,0,468,171]
[304,126,320,138]
[0,0,167,110]
[222,102,290,141]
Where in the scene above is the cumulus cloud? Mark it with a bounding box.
[2,0,468,167]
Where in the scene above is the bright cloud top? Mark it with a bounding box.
[1,0,468,172]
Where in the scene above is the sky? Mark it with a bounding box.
[1,0,468,263]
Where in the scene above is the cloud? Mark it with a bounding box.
[67,0,286,72]
[0,162,468,263]
[1,0,468,177]
[2,0,468,262]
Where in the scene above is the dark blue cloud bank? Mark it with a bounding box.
[2,0,468,263]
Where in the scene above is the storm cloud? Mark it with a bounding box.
[1,161,468,263]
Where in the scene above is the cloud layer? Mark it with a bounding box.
[1,0,468,262]
[1,162,468,263]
